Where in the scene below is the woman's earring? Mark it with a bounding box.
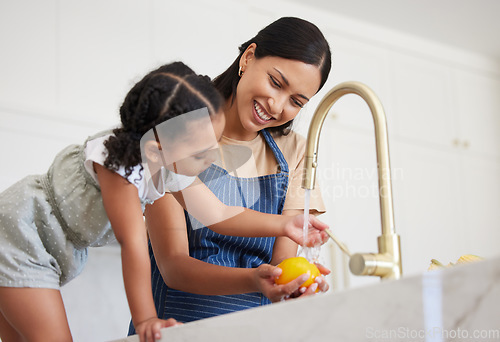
[238,66,244,77]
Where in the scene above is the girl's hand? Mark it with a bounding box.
[135,317,181,342]
[283,214,329,247]
[253,264,312,303]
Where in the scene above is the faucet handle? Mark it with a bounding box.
[349,252,399,279]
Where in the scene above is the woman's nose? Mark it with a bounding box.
[268,95,286,116]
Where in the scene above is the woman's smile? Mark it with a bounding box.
[253,100,274,124]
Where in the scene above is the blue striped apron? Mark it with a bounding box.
[128,129,289,333]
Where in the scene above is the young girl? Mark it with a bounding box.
[133,16,333,328]
[0,61,328,342]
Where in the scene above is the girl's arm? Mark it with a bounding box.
[94,164,177,342]
[172,180,328,246]
[146,193,308,301]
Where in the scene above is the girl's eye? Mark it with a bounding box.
[269,75,281,88]
[193,152,206,160]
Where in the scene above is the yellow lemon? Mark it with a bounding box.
[275,257,320,287]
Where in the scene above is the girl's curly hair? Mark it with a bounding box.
[103,62,223,177]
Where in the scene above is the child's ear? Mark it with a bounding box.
[144,140,162,163]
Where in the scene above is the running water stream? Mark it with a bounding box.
[301,189,320,262]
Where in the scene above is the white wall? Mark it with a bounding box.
[1,0,499,341]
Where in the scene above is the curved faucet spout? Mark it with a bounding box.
[302,81,402,279]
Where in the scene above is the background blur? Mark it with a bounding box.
[1,0,499,340]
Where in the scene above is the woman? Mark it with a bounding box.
[129,16,332,330]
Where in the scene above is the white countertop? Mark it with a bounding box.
[112,256,500,342]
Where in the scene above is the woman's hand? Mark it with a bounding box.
[289,262,331,299]
[256,262,331,302]
[283,214,329,247]
[253,263,331,302]
[135,317,181,342]
[252,264,309,302]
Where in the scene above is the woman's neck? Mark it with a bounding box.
[223,99,259,141]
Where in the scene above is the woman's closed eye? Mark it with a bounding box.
[291,97,304,108]
[269,74,281,88]
[269,74,304,108]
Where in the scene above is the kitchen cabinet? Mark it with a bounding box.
[391,141,466,275]
[0,1,58,113]
[389,53,456,148]
[316,33,392,134]
[386,52,500,273]
[454,70,500,159]
[388,52,500,160]
[58,0,151,128]
[459,154,500,255]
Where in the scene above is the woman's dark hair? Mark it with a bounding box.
[213,17,331,136]
[104,61,223,177]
